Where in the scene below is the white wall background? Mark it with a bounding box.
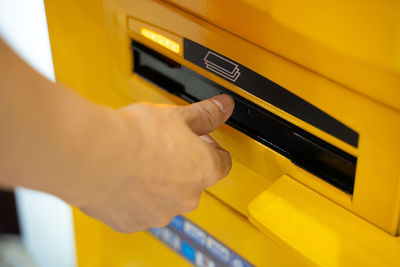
[0,1,77,266]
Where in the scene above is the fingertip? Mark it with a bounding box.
[218,148,232,179]
[201,145,232,189]
[210,94,234,117]
[180,94,234,135]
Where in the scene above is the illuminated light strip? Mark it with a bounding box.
[140,28,180,53]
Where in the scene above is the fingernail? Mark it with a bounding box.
[199,135,216,144]
[211,94,234,114]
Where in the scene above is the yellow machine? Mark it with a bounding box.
[44,0,400,266]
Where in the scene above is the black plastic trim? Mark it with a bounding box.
[184,39,359,148]
[132,41,357,193]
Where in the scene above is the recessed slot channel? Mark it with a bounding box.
[132,41,357,194]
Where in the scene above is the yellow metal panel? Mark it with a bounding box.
[44,0,130,108]
[73,208,191,267]
[248,175,400,267]
[73,191,311,267]
[165,0,400,112]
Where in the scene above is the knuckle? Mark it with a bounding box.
[198,102,219,127]
[180,198,200,213]
[111,222,134,233]
[118,102,150,116]
[152,213,174,228]
[168,107,185,124]
[112,215,144,233]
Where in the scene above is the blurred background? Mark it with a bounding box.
[0,0,76,266]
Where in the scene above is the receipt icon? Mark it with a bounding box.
[204,51,241,82]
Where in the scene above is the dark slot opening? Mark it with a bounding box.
[132,40,357,193]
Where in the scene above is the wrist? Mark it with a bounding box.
[61,104,137,207]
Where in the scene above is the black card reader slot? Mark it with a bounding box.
[132,41,357,193]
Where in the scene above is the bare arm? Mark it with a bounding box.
[0,38,234,232]
[0,38,127,201]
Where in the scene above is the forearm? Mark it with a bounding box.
[0,38,129,204]
[0,36,235,233]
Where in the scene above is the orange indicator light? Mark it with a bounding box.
[140,28,180,53]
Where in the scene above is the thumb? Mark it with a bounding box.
[180,94,234,135]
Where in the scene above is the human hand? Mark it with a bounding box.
[0,39,234,233]
[77,94,234,233]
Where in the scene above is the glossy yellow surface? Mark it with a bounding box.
[249,175,400,266]
[45,0,400,266]
[166,0,400,112]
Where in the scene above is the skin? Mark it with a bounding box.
[0,38,234,233]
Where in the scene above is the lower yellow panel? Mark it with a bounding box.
[74,210,190,267]
[249,175,400,267]
[73,192,308,267]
